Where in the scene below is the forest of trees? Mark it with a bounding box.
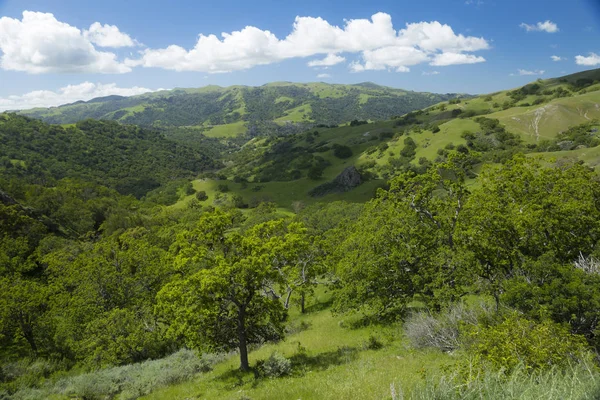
[3,97,600,397]
[0,115,219,199]
[21,84,456,130]
[2,147,600,383]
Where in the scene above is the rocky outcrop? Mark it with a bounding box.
[333,166,362,189]
[308,166,362,197]
[0,189,17,206]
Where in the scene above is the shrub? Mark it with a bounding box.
[404,302,494,352]
[377,143,389,153]
[362,334,384,350]
[451,109,463,118]
[379,130,394,140]
[399,360,600,400]
[217,184,229,193]
[7,350,227,400]
[463,313,589,373]
[333,144,353,159]
[257,352,292,378]
[456,144,469,154]
[502,257,600,350]
[285,320,311,335]
[195,190,208,201]
[232,194,247,209]
[307,165,324,180]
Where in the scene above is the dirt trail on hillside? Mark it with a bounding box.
[529,105,555,141]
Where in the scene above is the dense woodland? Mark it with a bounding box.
[0,115,219,200]
[2,72,600,399]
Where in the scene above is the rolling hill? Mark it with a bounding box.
[5,69,600,212]
[18,82,461,137]
[0,114,219,199]
[3,70,600,400]
[175,68,600,210]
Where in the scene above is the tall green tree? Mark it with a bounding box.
[456,156,600,306]
[0,277,48,355]
[156,214,307,371]
[44,227,172,364]
[265,222,323,313]
[334,155,470,317]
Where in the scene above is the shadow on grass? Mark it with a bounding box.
[213,345,363,392]
[214,367,256,389]
[303,296,334,314]
[289,346,359,374]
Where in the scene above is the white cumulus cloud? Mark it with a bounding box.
[520,20,559,33]
[350,46,429,72]
[575,53,600,66]
[307,53,345,67]
[422,70,440,75]
[0,11,131,73]
[511,69,545,76]
[84,22,138,48]
[317,73,331,79]
[129,13,490,73]
[551,55,563,61]
[0,11,490,75]
[430,52,485,66]
[0,82,158,111]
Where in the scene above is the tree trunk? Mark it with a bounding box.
[300,292,306,314]
[493,292,500,313]
[19,315,38,355]
[237,307,250,371]
[284,288,293,310]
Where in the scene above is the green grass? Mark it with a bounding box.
[112,104,149,120]
[275,96,294,104]
[359,93,373,104]
[529,146,600,171]
[413,118,476,160]
[274,104,313,123]
[11,291,598,400]
[201,120,405,210]
[141,291,453,400]
[204,121,248,138]
[491,91,600,143]
[406,362,600,400]
[172,176,382,211]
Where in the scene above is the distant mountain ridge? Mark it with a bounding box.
[19,82,463,137]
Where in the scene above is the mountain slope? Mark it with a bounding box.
[173,69,600,209]
[18,82,461,137]
[0,114,219,199]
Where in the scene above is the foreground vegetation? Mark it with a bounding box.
[3,69,600,399]
[4,152,600,399]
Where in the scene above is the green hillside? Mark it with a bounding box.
[0,114,220,200]
[6,69,600,212]
[169,69,597,210]
[4,70,600,400]
[18,82,461,137]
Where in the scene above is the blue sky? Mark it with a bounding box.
[0,0,599,110]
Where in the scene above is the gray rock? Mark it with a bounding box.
[308,166,362,197]
[333,166,362,189]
